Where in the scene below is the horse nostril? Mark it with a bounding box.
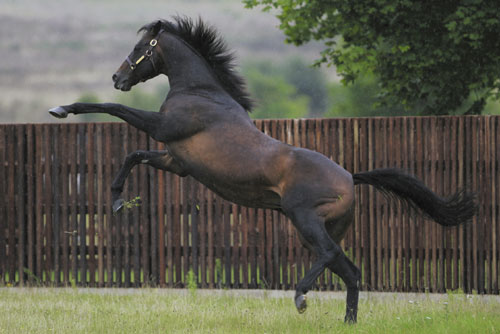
[112,74,118,82]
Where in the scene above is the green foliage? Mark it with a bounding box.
[327,74,407,117]
[244,59,330,119]
[115,83,169,112]
[244,0,500,115]
[186,269,198,294]
[244,61,309,119]
[122,196,142,210]
[280,57,329,116]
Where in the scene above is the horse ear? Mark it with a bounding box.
[151,20,162,35]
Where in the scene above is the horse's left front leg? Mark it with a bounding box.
[111,149,187,213]
[49,103,164,140]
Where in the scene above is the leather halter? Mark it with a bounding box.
[126,29,164,74]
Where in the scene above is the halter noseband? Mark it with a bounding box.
[126,29,164,74]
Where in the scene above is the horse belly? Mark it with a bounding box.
[197,176,282,210]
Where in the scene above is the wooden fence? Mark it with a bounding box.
[0,116,499,294]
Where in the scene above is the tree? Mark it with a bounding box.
[244,62,310,119]
[326,74,406,117]
[244,0,500,115]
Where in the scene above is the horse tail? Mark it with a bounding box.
[352,168,477,227]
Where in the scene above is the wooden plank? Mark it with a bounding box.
[6,125,16,284]
[437,118,445,292]
[42,125,52,283]
[0,125,5,283]
[450,117,459,290]
[78,124,87,284]
[149,137,159,285]
[375,118,383,290]
[367,118,376,290]
[483,117,492,293]
[119,125,128,287]
[68,124,78,285]
[240,206,248,288]
[131,129,141,287]
[96,124,104,287]
[232,204,240,288]
[192,182,200,287]
[477,117,485,293]
[247,206,256,288]
[457,117,466,292]
[16,125,25,286]
[42,124,53,281]
[104,123,113,287]
[26,125,35,284]
[462,116,471,292]
[199,185,207,288]
[172,175,181,286]
[157,141,166,287]
[444,118,453,291]
[51,124,61,285]
[270,211,283,289]
[471,117,478,293]
[35,125,44,281]
[207,188,215,288]
[265,209,273,288]
[87,123,96,286]
[182,176,190,286]
[494,117,499,294]
[139,131,149,286]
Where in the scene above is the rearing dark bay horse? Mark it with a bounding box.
[49,17,476,323]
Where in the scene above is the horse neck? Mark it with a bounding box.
[159,34,225,95]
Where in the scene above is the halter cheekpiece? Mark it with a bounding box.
[126,29,164,73]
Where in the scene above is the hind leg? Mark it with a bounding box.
[282,181,360,322]
[324,205,360,323]
[285,208,343,313]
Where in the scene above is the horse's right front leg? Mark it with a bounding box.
[49,103,164,140]
[111,149,187,213]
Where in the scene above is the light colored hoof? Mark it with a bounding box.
[295,294,307,314]
[112,199,125,213]
[48,106,68,118]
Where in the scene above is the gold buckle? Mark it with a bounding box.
[135,55,145,65]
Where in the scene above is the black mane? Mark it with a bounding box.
[139,16,253,112]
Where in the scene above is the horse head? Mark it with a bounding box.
[112,21,164,91]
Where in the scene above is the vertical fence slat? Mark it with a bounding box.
[96,124,104,287]
[78,124,87,285]
[16,125,25,286]
[87,123,95,286]
[104,123,113,287]
[0,125,5,283]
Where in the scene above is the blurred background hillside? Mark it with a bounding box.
[2,0,499,123]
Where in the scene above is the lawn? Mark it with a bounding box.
[0,288,498,333]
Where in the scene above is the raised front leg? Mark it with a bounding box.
[111,149,187,213]
[49,103,165,141]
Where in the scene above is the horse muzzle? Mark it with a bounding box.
[112,73,132,91]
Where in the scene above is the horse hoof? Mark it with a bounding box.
[112,199,125,213]
[344,310,357,324]
[48,106,68,118]
[295,294,307,314]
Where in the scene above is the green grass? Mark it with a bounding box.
[0,289,498,333]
